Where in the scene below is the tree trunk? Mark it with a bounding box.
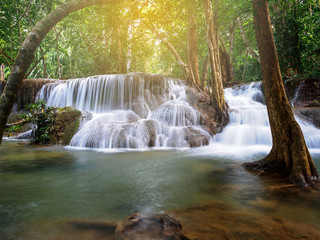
[201,55,209,90]
[187,0,200,87]
[0,0,115,145]
[203,0,228,123]
[0,64,4,81]
[219,40,234,84]
[244,0,319,186]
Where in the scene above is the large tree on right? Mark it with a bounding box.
[244,0,319,186]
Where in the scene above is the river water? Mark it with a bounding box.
[1,78,320,239]
[1,140,320,239]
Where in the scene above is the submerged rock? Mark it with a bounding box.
[68,213,190,240]
[115,213,191,240]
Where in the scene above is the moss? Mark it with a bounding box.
[49,107,81,145]
[62,115,80,144]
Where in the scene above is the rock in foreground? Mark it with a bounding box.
[49,107,91,145]
[69,213,191,240]
[115,213,190,240]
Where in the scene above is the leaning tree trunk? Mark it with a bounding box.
[244,0,319,186]
[0,0,115,145]
[203,0,228,123]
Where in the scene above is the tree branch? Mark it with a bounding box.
[0,49,14,63]
[237,16,260,63]
[143,22,189,76]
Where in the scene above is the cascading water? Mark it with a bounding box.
[37,73,211,149]
[291,80,304,107]
[215,82,320,150]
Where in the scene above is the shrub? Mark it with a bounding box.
[20,100,56,144]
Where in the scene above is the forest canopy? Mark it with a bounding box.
[0,0,319,83]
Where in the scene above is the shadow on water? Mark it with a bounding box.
[0,142,74,174]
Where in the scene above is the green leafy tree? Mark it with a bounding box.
[271,0,320,78]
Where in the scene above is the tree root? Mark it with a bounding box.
[243,151,319,187]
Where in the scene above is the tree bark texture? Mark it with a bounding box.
[187,1,200,87]
[244,0,319,186]
[203,0,228,123]
[0,0,115,145]
[0,64,4,82]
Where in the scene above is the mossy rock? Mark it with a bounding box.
[49,107,82,145]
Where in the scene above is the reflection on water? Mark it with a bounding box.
[0,140,320,239]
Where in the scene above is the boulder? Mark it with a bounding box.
[115,213,191,240]
[185,87,229,134]
[143,119,158,147]
[49,107,91,145]
[68,213,190,240]
[131,101,149,119]
[166,129,189,148]
[184,127,211,147]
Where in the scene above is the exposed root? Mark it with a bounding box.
[243,150,319,187]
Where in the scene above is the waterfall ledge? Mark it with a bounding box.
[36,73,217,149]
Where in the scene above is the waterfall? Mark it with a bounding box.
[37,73,211,149]
[215,82,320,149]
[291,80,304,107]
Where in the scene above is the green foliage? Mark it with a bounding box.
[4,66,11,80]
[1,0,318,85]
[20,100,56,144]
[6,125,21,138]
[234,57,262,83]
[271,1,320,78]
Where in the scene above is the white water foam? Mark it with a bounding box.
[37,74,211,149]
[194,82,320,159]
